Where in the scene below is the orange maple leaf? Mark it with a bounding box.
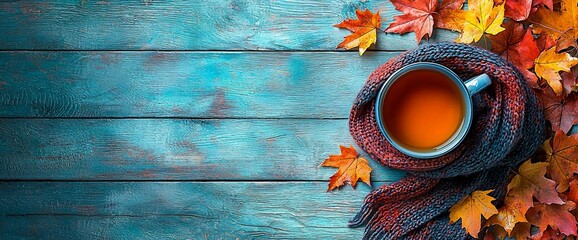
[527,202,578,238]
[334,9,381,56]
[385,0,465,43]
[484,198,528,234]
[544,131,578,192]
[435,0,467,31]
[321,145,372,191]
[529,0,578,51]
[507,160,564,214]
[449,190,499,237]
[535,85,578,133]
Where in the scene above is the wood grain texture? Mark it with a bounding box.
[0,181,380,239]
[0,119,406,181]
[0,51,396,118]
[0,0,457,51]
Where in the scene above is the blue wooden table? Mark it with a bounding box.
[0,1,462,238]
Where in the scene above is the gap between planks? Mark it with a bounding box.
[0,179,393,183]
[0,117,348,120]
[0,49,407,53]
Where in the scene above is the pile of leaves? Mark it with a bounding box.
[323,0,578,238]
[450,131,578,239]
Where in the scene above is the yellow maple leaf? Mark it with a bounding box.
[456,0,505,43]
[334,9,381,56]
[321,145,372,191]
[535,47,578,95]
[449,190,499,237]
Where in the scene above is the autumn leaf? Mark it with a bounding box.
[561,67,578,96]
[504,0,553,21]
[482,232,495,240]
[504,0,531,21]
[485,222,533,239]
[509,222,532,240]
[544,131,578,192]
[534,47,578,95]
[540,227,566,240]
[522,68,540,89]
[435,0,467,31]
[483,225,508,240]
[567,179,578,203]
[335,9,381,56]
[519,33,556,88]
[486,223,531,240]
[449,190,499,237]
[537,32,557,52]
[321,145,372,191]
[527,202,578,238]
[532,33,557,87]
[535,85,578,133]
[385,0,436,43]
[489,21,540,70]
[484,199,528,234]
[529,0,578,51]
[456,0,505,43]
[507,160,564,214]
[385,0,465,43]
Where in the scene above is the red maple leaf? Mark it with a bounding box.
[504,0,553,21]
[385,0,465,43]
[489,21,540,70]
[535,86,578,133]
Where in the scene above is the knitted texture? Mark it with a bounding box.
[348,43,546,239]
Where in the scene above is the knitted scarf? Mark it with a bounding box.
[348,43,546,239]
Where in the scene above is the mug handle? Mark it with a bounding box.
[464,74,492,95]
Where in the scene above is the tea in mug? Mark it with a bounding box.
[381,69,465,150]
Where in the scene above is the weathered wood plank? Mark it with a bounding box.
[0,0,457,50]
[0,119,405,181]
[0,181,378,239]
[0,51,395,118]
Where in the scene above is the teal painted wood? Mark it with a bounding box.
[0,51,397,118]
[0,0,457,50]
[0,181,381,239]
[0,0,569,238]
[0,119,406,181]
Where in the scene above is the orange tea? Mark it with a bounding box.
[381,69,465,150]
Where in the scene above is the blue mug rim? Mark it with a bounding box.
[374,62,474,159]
